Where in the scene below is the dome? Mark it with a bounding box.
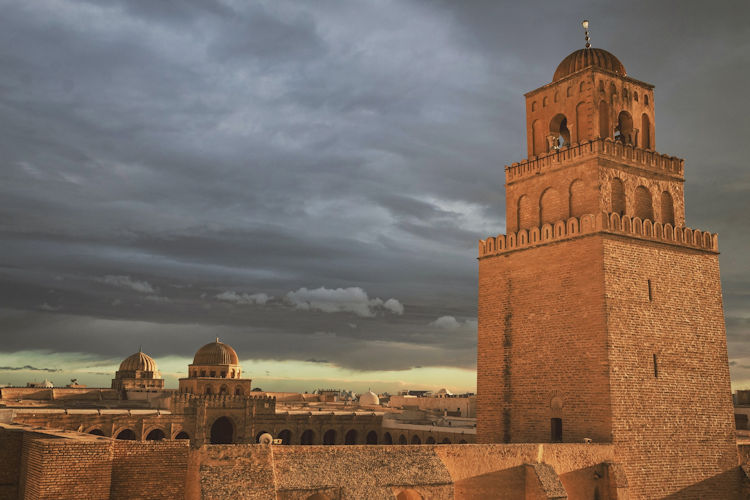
[41,379,53,388]
[193,339,239,365]
[359,390,380,406]
[553,48,625,82]
[119,351,158,372]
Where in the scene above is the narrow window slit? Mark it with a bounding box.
[647,279,653,301]
[653,353,659,378]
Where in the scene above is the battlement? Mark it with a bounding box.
[505,138,684,184]
[478,212,717,258]
[172,392,274,402]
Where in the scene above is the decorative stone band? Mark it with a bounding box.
[505,138,684,184]
[478,212,718,258]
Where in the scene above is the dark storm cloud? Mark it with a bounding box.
[0,0,748,382]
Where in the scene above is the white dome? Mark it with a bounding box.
[41,379,54,388]
[359,390,380,406]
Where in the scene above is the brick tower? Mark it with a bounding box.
[477,43,740,497]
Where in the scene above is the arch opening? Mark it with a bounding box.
[175,431,190,440]
[210,416,234,444]
[411,435,422,445]
[634,186,654,221]
[88,429,104,436]
[323,429,337,445]
[382,432,393,445]
[549,113,570,149]
[641,113,651,149]
[540,188,563,225]
[366,430,378,445]
[611,178,626,215]
[116,429,136,441]
[344,429,358,445]
[615,110,634,145]
[660,191,674,225]
[278,429,292,445]
[146,429,166,441]
[398,434,407,445]
[300,429,315,445]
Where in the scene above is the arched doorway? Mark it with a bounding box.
[88,429,104,436]
[411,435,421,444]
[175,431,190,440]
[278,429,292,445]
[116,429,136,440]
[323,429,337,445]
[382,432,393,445]
[344,429,357,445]
[300,429,315,445]
[366,431,378,444]
[426,436,435,444]
[145,429,166,441]
[210,417,234,444]
[398,434,407,445]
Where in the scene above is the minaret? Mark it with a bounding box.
[476,30,739,498]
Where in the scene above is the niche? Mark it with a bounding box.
[641,113,651,149]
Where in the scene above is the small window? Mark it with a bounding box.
[210,370,216,377]
[551,418,562,442]
[566,86,572,97]
[645,94,650,106]
[543,96,548,107]
[554,91,559,103]
[623,88,629,99]
[634,92,639,102]
[579,81,585,92]
[532,101,537,112]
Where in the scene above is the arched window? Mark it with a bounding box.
[411,435,422,444]
[146,429,165,441]
[634,186,653,221]
[616,111,634,145]
[623,88,628,99]
[645,94,650,106]
[553,91,559,103]
[531,101,537,112]
[549,113,570,149]
[566,86,572,97]
[610,82,617,95]
[579,81,585,92]
[175,431,190,440]
[660,191,674,225]
[323,429,337,445]
[382,432,393,445]
[569,179,585,218]
[598,101,609,138]
[230,369,235,378]
[366,431,378,444]
[641,113,651,149]
[539,187,563,225]
[300,429,315,445]
[542,96,548,107]
[344,429,358,445]
[278,429,292,445]
[398,434,407,445]
[210,417,233,444]
[426,436,436,444]
[634,91,639,102]
[611,178,626,215]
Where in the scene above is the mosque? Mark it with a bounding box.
[1,32,749,499]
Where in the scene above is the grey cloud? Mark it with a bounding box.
[0,365,62,373]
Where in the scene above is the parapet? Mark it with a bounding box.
[505,137,684,184]
[478,212,718,258]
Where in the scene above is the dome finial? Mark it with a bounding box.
[582,20,591,49]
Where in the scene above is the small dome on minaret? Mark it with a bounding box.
[553,48,626,82]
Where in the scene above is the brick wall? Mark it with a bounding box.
[477,234,612,444]
[0,428,23,498]
[603,235,740,497]
[110,440,190,499]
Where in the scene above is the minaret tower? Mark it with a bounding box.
[477,25,739,498]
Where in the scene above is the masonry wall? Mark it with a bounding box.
[0,427,23,498]
[111,440,190,499]
[477,234,612,444]
[603,235,741,498]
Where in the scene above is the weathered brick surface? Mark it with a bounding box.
[110,440,190,499]
[0,428,23,498]
[604,236,740,498]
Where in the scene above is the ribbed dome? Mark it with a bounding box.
[119,351,158,372]
[553,48,625,82]
[193,340,239,365]
[359,390,380,406]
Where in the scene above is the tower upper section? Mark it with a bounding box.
[525,48,654,158]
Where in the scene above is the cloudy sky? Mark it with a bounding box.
[1,0,748,394]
